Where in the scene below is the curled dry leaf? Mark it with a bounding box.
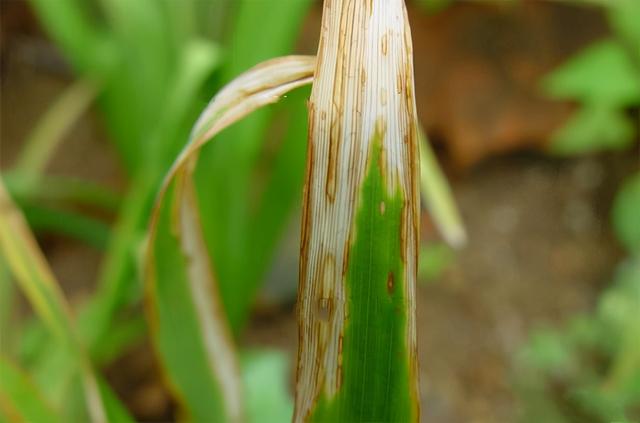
[144,55,315,422]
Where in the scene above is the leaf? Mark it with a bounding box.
[145,55,314,422]
[20,204,110,250]
[0,179,132,423]
[0,259,14,357]
[27,0,115,73]
[0,357,61,423]
[612,172,640,253]
[549,105,635,155]
[295,1,421,420]
[607,0,640,48]
[242,350,294,423]
[419,132,466,247]
[542,39,640,106]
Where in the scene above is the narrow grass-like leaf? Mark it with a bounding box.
[20,204,110,250]
[0,357,61,423]
[13,78,99,191]
[145,55,314,422]
[419,132,466,248]
[0,180,131,423]
[295,1,421,421]
[0,259,14,357]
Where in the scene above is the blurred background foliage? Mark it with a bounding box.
[0,0,638,421]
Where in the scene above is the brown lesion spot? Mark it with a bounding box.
[381,33,389,56]
[386,271,395,295]
[316,297,333,322]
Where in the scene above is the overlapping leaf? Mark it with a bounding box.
[145,55,314,422]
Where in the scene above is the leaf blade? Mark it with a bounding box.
[294,1,421,420]
[145,55,314,422]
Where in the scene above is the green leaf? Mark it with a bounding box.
[27,0,115,73]
[542,39,640,106]
[242,350,294,423]
[20,204,110,250]
[607,0,640,48]
[549,105,634,155]
[0,259,14,357]
[419,132,466,247]
[612,173,640,252]
[0,357,61,423]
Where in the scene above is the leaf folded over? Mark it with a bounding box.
[144,55,314,422]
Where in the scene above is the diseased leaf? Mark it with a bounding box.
[145,55,314,422]
[294,1,421,420]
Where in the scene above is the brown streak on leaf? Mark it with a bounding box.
[381,32,388,56]
[400,201,408,264]
[326,125,338,203]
